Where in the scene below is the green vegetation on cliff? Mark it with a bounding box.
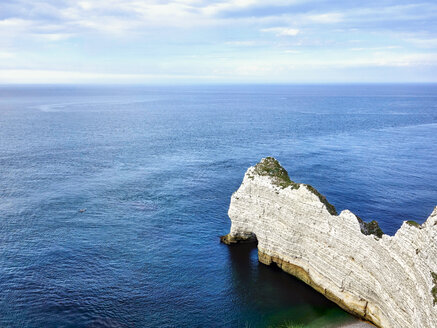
[357,216,384,238]
[302,184,338,216]
[254,157,298,189]
[432,272,437,306]
[406,220,421,228]
[253,157,338,215]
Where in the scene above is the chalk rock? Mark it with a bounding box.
[222,157,437,328]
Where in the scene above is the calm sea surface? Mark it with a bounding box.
[1,84,437,327]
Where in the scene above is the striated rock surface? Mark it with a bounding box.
[222,157,437,328]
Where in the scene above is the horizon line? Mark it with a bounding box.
[1,82,437,86]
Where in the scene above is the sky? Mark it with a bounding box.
[1,0,437,84]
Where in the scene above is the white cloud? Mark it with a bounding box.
[202,0,303,16]
[0,69,223,84]
[307,13,343,23]
[202,0,258,16]
[0,52,14,59]
[296,52,437,68]
[34,33,74,41]
[261,27,299,36]
[1,0,437,83]
[284,49,300,53]
[234,63,275,76]
[77,1,94,10]
[225,40,257,46]
[349,46,401,51]
[407,38,437,48]
[0,18,34,33]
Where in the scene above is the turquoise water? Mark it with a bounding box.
[1,84,437,327]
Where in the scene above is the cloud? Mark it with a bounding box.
[0,51,14,59]
[0,69,223,84]
[349,46,401,51]
[283,49,300,53]
[2,1,436,37]
[307,13,343,23]
[202,0,259,16]
[225,40,258,46]
[261,27,299,36]
[0,18,33,30]
[0,0,437,82]
[407,38,437,48]
[34,33,73,41]
[296,52,437,68]
[201,0,304,16]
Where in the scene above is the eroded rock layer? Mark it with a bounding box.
[222,157,437,328]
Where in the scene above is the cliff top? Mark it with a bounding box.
[250,157,389,234]
[252,157,338,216]
[253,157,297,189]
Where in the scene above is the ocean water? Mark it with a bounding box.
[1,84,437,328]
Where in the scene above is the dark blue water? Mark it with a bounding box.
[1,84,437,327]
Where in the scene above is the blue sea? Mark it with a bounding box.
[1,84,437,327]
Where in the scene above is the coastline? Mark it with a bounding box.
[257,250,376,324]
[223,157,437,327]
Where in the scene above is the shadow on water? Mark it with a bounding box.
[226,243,356,328]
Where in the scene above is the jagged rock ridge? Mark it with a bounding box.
[222,157,437,328]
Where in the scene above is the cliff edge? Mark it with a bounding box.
[222,157,437,328]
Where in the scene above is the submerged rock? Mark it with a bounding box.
[221,157,437,328]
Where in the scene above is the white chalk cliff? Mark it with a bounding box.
[221,157,437,328]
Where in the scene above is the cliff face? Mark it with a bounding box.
[222,157,437,328]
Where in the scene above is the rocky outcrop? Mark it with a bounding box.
[222,157,437,328]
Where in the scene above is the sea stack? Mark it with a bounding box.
[221,157,437,328]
